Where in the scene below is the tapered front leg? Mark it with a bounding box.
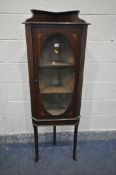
[33,125,39,162]
[73,123,79,161]
[53,126,56,145]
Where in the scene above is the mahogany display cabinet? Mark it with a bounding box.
[23,9,90,162]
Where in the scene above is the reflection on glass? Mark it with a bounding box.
[39,33,75,115]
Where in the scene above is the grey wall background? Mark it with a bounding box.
[0,0,116,135]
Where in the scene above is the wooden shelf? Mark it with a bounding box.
[41,86,72,94]
[39,62,74,68]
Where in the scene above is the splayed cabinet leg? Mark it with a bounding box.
[73,123,79,161]
[33,125,39,162]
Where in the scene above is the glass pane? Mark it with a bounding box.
[39,33,75,116]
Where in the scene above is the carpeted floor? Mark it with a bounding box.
[0,140,116,175]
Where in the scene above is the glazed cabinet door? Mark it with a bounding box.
[32,27,82,119]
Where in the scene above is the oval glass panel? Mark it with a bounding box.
[39,33,75,115]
